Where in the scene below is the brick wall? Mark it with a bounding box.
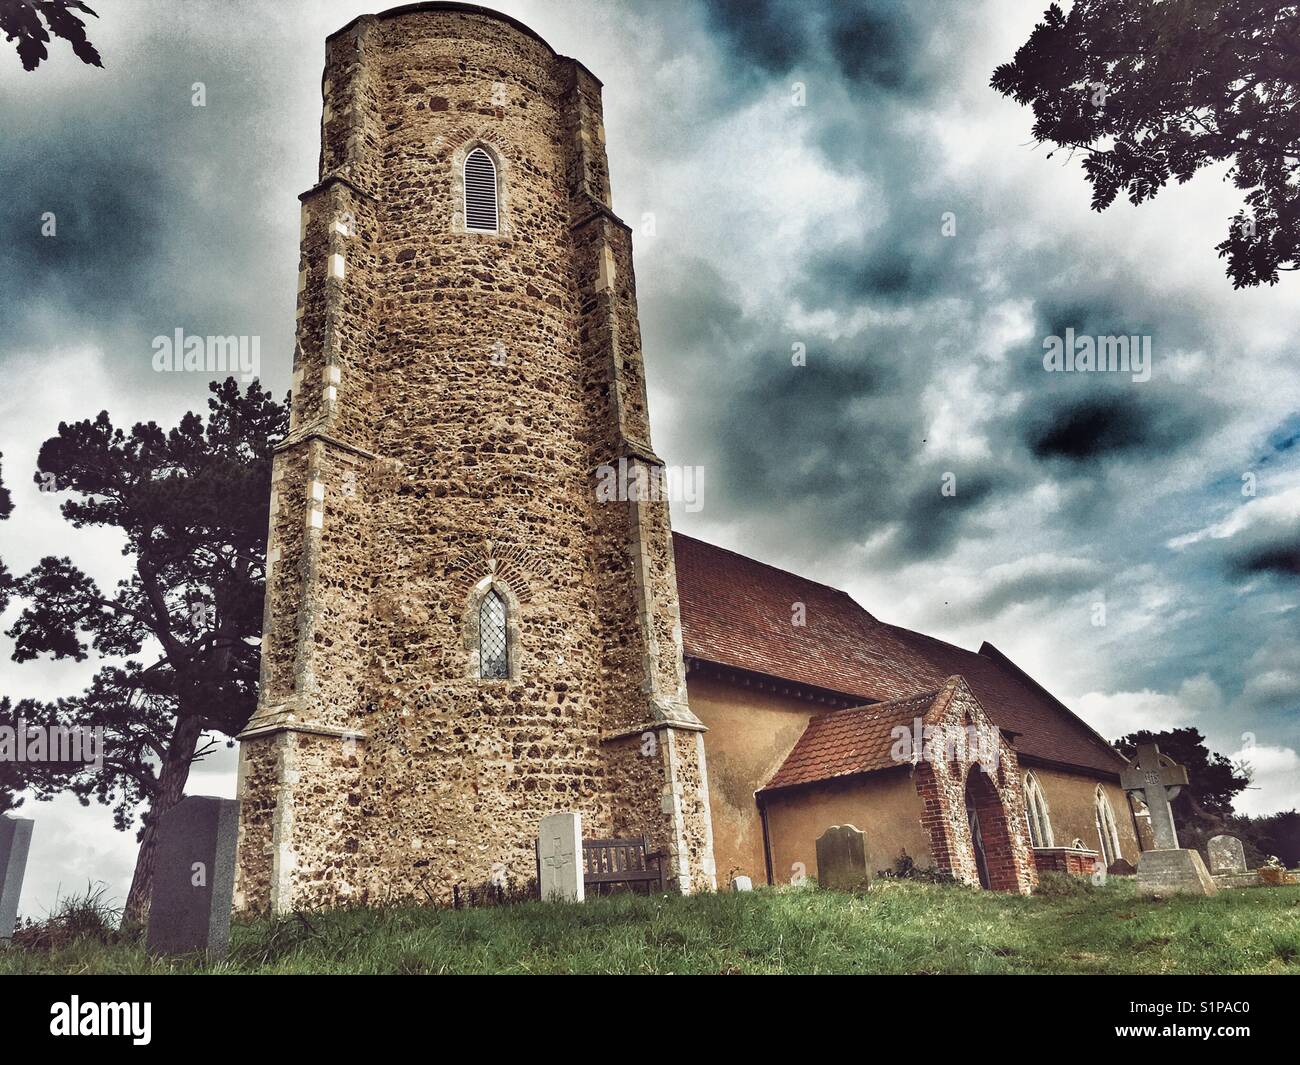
[913,680,1037,894]
[1031,847,1100,878]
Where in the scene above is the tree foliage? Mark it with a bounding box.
[2,380,287,918]
[1224,808,1300,866]
[0,0,103,71]
[993,0,1300,287]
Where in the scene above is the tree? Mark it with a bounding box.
[2,380,287,922]
[1225,808,1300,866]
[0,0,103,71]
[993,1,1300,287]
[1113,726,1251,856]
[0,462,30,813]
[0,452,12,614]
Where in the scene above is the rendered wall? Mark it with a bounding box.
[685,671,825,885]
[763,771,932,885]
[1030,764,1141,865]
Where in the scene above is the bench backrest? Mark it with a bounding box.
[582,835,665,890]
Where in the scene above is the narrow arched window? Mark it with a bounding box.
[479,587,509,679]
[1095,786,1121,866]
[464,147,499,232]
[1023,772,1053,848]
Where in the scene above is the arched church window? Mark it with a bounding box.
[479,588,509,679]
[1023,772,1053,848]
[464,147,499,232]
[1095,785,1121,866]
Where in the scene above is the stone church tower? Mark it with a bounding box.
[234,3,717,913]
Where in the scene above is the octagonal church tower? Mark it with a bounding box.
[234,2,716,912]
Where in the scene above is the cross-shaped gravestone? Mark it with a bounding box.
[544,836,572,871]
[1120,743,1188,850]
[1120,744,1216,896]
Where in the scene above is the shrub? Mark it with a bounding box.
[876,851,959,885]
[10,882,124,952]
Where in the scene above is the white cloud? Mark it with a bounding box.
[1229,743,1300,817]
[1168,485,1300,550]
[1073,674,1222,740]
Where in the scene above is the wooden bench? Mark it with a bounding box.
[582,835,666,895]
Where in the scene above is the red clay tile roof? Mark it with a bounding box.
[762,689,940,791]
[673,532,1126,777]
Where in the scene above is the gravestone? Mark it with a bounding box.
[1207,834,1247,875]
[1108,858,1135,876]
[1,815,34,944]
[1120,744,1216,897]
[730,875,753,892]
[537,811,583,902]
[145,796,240,958]
[815,824,870,891]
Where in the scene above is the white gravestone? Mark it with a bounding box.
[537,811,584,902]
[730,875,753,892]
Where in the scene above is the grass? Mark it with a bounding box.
[3,878,1299,975]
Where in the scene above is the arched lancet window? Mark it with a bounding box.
[1023,772,1053,848]
[464,147,499,232]
[1095,785,1121,866]
[479,587,509,679]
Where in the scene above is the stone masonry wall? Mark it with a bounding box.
[235,5,716,912]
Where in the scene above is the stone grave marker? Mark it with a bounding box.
[146,796,240,958]
[730,875,753,892]
[1,814,34,944]
[1207,834,1247,875]
[815,824,870,891]
[1120,744,1215,896]
[537,811,583,902]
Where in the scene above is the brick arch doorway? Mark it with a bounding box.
[964,768,1019,891]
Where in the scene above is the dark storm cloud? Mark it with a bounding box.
[0,19,304,396]
[703,0,937,95]
[1208,502,1300,582]
[1023,392,1205,461]
[643,257,1015,565]
[892,469,1003,559]
[800,209,953,305]
[701,0,809,74]
[1,143,166,348]
[824,2,923,93]
[1261,413,1300,464]
[1230,540,1300,578]
[948,557,1104,622]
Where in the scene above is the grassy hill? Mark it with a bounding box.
[4,878,1299,975]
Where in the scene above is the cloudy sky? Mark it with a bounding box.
[1,0,1297,916]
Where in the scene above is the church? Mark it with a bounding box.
[233,2,1142,913]
[674,531,1141,892]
